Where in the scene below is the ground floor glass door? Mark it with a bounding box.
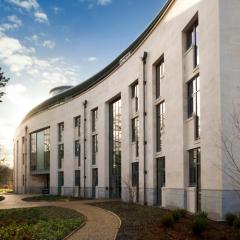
[92,168,98,198]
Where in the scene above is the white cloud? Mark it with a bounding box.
[42,40,55,49]
[34,11,48,23]
[7,15,22,26]
[79,0,112,8]
[5,83,27,105]
[53,7,63,14]
[88,56,97,62]
[28,34,38,42]
[0,34,80,87]
[6,0,39,11]
[26,34,55,49]
[6,0,48,24]
[0,15,22,33]
[0,36,33,73]
[98,0,111,6]
[64,38,71,43]
[0,83,47,163]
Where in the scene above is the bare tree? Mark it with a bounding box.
[0,144,13,188]
[0,67,10,103]
[122,176,137,204]
[220,106,240,192]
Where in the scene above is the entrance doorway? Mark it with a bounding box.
[189,148,201,212]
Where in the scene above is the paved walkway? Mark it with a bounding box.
[0,194,120,240]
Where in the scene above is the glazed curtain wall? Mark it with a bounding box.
[30,128,50,172]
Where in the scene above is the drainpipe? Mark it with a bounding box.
[24,126,28,193]
[83,100,88,198]
[141,51,148,205]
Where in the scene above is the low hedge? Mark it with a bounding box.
[191,212,208,236]
[0,206,85,240]
[162,209,187,228]
[161,213,175,228]
[22,195,89,202]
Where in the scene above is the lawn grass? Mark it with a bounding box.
[0,206,85,240]
[93,201,240,240]
[22,194,90,202]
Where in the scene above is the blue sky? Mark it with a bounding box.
[0,0,166,166]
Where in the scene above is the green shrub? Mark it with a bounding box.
[196,211,208,219]
[162,213,174,228]
[172,209,187,221]
[178,209,187,218]
[226,213,236,226]
[192,215,208,236]
[172,210,181,222]
[233,215,240,229]
[0,196,4,201]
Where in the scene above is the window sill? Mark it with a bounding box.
[185,116,194,123]
[131,112,139,119]
[155,97,164,105]
[194,138,200,144]
[184,45,194,56]
[193,65,199,73]
[155,151,163,158]
[187,186,196,191]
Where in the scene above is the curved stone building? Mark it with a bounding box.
[14,0,240,220]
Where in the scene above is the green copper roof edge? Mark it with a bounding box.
[21,0,172,125]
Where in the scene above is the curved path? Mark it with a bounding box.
[0,194,120,240]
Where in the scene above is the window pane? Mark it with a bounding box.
[109,98,122,198]
[74,116,81,137]
[75,170,80,186]
[156,58,164,100]
[187,80,194,118]
[195,24,200,66]
[132,162,139,187]
[186,28,193,50]
[156,101,165,136]
[132,118,136,142]
[58,172,64,186]
[58,144,64,169]
[92,135,98,165]
[92,109,98,132]
[58,123,64,142]
[156,64,160,99]
[189,148,201,186]
[75,140,80,157]
[30,128,50,172]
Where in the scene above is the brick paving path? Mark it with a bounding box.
[0,194,120,240]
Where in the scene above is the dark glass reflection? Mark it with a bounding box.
[187,76,200,139]
[30,128,50,171]
[109,98,122,198]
